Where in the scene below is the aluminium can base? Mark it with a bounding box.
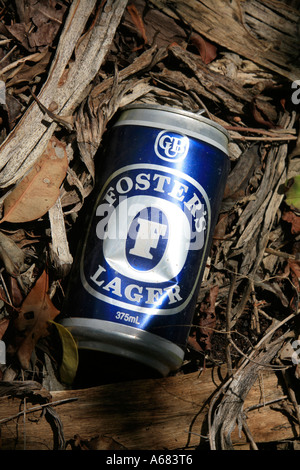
[61,318,185,377]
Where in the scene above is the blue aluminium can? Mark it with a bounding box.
[62,105,230,376]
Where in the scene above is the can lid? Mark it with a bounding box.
[114,104,230,155]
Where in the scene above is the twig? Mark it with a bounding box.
[0,51,47,76]
[229,133,297,141]
[244,396,288,412]
[0,45,17,66]
[29,90,74,131]
[241,416,259,450]
[230,280,252,328]
[258,308,275,322]
[45,404,66,450]
[0,397,78,425]
[228,336,289,370]
[226,270,236,376]
[250,279,261,334]
[224,124,296,136]
[265,247,297,260]
[0,39,12,46]
[249,312,298,361]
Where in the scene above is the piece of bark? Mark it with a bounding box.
[0,230,27,276]
[74,45,159,188]
[150,0,300,81]
[0,364,295,450]
[232,112,293,277]
[48,197,73,277]
[223,144,260,202]
[123,0,187,49]
[169,45,254,115]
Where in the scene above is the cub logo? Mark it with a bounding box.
[154,130,189,162]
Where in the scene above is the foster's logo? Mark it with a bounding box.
[81,163,210,316]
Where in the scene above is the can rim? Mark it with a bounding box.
[121,103,230,141]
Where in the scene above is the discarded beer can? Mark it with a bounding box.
[61,104,230,377]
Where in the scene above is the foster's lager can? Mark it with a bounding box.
[62,105,230,376]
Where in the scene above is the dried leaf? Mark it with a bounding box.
[251,98,277,129]
[6,93,23,129]
[50,321,78,385]
[13,270,59,369]
[1,136,68,224]
[8,276,23,307]
[282,210,300,234]
[188,330,203,353]
[5,23,33,51]
[4,228,41,249]
[28,23,61,49]
[223,145,260,201]
[5,50,52,88]
[189,32,217,64]
[0,318,9,340]
[6,0,66,52]
[0,230,27,276]
[285,175,300,211]
[127,4,147,45]
[288,258,300,290]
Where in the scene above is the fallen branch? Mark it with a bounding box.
[0,364,296,450]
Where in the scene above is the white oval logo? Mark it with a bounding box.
[154,130,189,162]
[103,195,190,283]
